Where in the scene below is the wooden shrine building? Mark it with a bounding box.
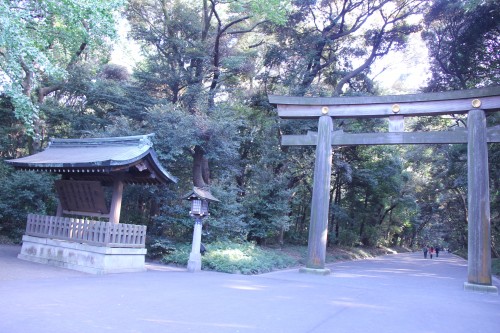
[270,86,500,293]
[6,134,177,274]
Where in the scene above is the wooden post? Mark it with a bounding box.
[109,178,124,224]
[300,114,333,275]
[56,201,63,217]
[388,115,404,132]
[465,109,498,293]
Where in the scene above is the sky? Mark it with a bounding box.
[370,33,431,95]
[110,18,142,72]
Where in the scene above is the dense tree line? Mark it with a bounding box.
[1,0,499,257]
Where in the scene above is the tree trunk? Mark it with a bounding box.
[193,145,210,188]
[329,174,342,245]
[359,189,369,242]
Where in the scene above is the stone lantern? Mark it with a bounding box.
[184,187,219,272]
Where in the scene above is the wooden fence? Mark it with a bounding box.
[25,214,146,248]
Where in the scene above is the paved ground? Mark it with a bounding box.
[0,245,499,333]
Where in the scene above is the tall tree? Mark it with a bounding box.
[262,0,428,97]
[127,0,289,189]
[419,0,500,255]
[0,0,124,149]
[422,0,500,91]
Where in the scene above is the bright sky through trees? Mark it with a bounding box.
[371,33,431,94]
[111,14,431,95]
[110,18,142,72]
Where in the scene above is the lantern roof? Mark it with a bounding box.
[183,187,220,202]
[5,134,177,185]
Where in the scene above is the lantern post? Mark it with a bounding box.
[184,187,219,272]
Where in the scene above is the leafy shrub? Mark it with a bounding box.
[161,241,297,274]
[160,243,191,265]
[337,229,360,247]
[492,258,500,277]
[0,170,58,241]
[146,237,176,259]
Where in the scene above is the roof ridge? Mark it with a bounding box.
[49,134,154,148]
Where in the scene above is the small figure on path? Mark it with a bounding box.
[423,246,428,259]
[435,246,440,257]
[430,246,434,259]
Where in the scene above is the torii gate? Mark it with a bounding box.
[269,86,500,293]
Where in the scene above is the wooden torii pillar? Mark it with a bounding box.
[270,87,500,293]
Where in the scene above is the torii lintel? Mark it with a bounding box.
[269,86,500,119]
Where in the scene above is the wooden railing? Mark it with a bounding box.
[25,214,146,248]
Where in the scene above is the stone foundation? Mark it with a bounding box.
[18,235,147,274]
[299,267,331,275]
[463,282,498,294]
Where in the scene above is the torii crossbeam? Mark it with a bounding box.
[269,86,500,293]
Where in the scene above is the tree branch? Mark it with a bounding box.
[38,85,62,103]
[228,20,267,35]
[378,201,399,225]
[19,58,33,96]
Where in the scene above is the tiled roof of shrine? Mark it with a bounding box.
[6,134,177,185]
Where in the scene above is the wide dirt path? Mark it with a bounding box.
[0,245,499,333]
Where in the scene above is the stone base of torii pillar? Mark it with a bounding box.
[299,267,331,275]
[463,282,498,294]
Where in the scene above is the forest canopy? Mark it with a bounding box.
[1,0,499,259]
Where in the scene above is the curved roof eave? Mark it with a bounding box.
[5,134,177,184]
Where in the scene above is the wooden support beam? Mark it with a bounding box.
[281,127,500,146]
[281,131,318,146]
[56,201,63,217]
[109,178,124,224]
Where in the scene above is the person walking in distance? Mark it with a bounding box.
[423,246,428,259]
[435,246,440,257]
[429,246,434,259]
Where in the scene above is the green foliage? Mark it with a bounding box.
[336,229,360,247]
[161,241,297,274]
[146,237,176,259]
[203,182,247,242]
[145,103,243,170]
[247,0,291,25]
[262,0,427,96]
[0,0,497,257]
[0,98,29,158]
[422,0,500,90]
[160,243,191,265]
[203,242,296,274]
[0,168,58,241]
[25,61,158,147]
[328,145,417,247]
[492,258,500,277]
[0,0,124,130]
[243,172,292,243]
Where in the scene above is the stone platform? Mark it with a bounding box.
[18,235,146,274]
